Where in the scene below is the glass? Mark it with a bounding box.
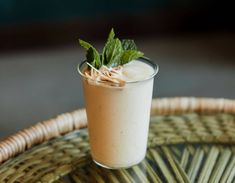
[78,57,159,169]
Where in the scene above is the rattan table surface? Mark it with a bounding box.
[0,98,235,183]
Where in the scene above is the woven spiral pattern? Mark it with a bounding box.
[0,97,234,182]
[149,113,235,145]
[69,145,235,183]
[0,114,234,182]
[0,109,87,164]
[0,130,89,183]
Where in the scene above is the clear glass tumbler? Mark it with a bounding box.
[78,58,158,169]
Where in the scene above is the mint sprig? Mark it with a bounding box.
[79,28,144,69]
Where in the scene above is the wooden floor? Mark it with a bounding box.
[0,33,235,138]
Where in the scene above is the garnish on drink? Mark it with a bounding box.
[79,29,144,86]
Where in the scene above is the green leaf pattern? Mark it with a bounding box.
[79,29,144,69]
[120,50,144,65]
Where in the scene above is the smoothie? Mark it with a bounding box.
[78,28,158,168]
[80,59,157,168]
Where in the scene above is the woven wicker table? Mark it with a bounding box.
[0,97,235,183]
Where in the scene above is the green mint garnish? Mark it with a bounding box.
[79,28,144,69]
[79,39,101,69]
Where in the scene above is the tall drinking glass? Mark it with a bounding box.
[78,58,158,169]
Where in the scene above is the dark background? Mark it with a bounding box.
[0,0,234,50]
[0,0,234,138]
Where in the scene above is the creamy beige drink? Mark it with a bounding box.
[78,28,158,168]
[79,59,158,168]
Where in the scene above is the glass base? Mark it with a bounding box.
[93,158,144,169]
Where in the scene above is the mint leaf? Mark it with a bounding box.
[79,39,101,69]
[105,38,123,67]
[121,39,137,50]
[79,39,93,50]
[101,28,115,65]
[86,47,101,69]
[107,28,115,42]
[120,50,144,65]
[120,40,143,65]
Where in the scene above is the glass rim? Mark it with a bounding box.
[77,57,159,84]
